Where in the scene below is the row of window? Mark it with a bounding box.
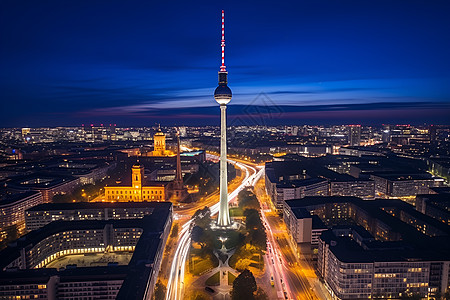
[107,189,162,194]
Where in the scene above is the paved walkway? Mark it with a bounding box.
[190,248,239,300]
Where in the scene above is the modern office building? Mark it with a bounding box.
[416,193,450,225]
[370,172,441,198]
[348,125,361,146]
[0,202,172,300]
[265,159,375,211]
[330,179,375,199]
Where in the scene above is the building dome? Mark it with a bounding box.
[214,85,232,105]
[154,128,165,136]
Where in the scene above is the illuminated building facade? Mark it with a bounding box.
[25,202,158,231]
[151,127,172,156]
[284,196,450,299]
[0,191,43,239]
[348,125,361,146]
[370,172,441,198]
[0,202,172,300]
[330,179,375,199]
[104,164,166,201]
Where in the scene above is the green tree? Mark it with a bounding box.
[255,287,269,300]
[52,193,73,203]
[191,226,214,250]
[170,223,179,238]
[238,190,260,210]
[235,258,252,271]
[244,209,262,231]
[249,228,267,250]
[231,269,257,300]
[193,207,211,229]
[153,281,166,300]
[0,225,19,250]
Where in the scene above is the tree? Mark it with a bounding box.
[238,190,260,210]
[193,207,211,229]
[244,209,262,231]
[153,280,166,300]
[52,193,73,203]
[235,258,252,271]
[191,226,205,245]
[255,287,269,300]
[191,226,214,250]
[0,225,19,250]
[250,228,267,250]
[231,269,257,300]
[170,223,179,238]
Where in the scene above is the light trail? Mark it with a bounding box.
[165,153,262,300]
[260,202,295,299]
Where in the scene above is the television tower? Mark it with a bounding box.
[215,10,232,227]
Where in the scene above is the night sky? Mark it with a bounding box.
[1,0,450,127]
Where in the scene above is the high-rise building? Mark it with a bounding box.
[214,10,232,227]
[348,125,361,146]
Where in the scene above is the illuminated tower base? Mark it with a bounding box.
[217,104,231,226]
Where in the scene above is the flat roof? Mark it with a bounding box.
[26,201,171,212]
[0,191,41,207]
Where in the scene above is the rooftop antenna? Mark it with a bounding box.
[220,10,226,72]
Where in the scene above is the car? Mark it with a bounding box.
[270,276,274,287]
[284,291,288,299]
[205,287,215,293]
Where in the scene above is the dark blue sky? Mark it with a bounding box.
[1,0,450,126]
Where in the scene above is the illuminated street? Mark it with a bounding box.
[255,179,328,300]
[165,152,264,300]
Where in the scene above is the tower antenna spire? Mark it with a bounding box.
[220,10,226,72]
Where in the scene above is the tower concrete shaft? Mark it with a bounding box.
[217,104,231,226]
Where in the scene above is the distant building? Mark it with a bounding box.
[370,172,441,198]
[44,160,115,185]
[348,125,361,146]
[330,179,375,199]
[265,163,329,210]
[416,193,450,225]
[6,174,81,203]
[339,146,384,157]
[151,127,172,156]
[104,164,166,201]
[265,159,375,210]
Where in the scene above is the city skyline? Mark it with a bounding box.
[2,0,450,126]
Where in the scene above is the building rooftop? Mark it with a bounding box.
[370,172,434,181]
[286,196,450,262]
[26,200,169,212]
[0,191,41,207]
[6,173,78,190]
